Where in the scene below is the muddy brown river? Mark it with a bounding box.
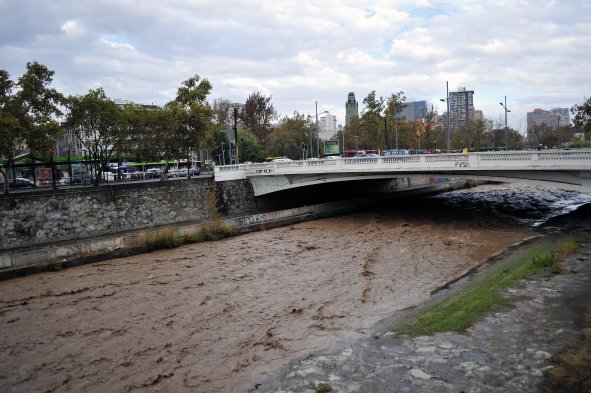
[1,184,589,392]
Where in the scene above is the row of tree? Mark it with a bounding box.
[0,62,279,192]
[2,61,591,194]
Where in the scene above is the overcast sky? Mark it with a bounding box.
[1,0,590,131]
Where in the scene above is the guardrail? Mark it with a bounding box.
[214,150,591,182]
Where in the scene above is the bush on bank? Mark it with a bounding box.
[395,239,578,335]
[141,221,235,252]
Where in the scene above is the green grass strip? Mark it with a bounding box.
[395,239,577,335]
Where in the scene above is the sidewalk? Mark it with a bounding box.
[247,235,591,393]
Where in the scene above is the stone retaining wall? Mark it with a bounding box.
[0,178,214,251]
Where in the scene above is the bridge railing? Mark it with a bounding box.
[213,150,591,181]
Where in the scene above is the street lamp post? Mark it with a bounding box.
[557,115,561,149]
[221,142,226,165]
[354,135,359,151]
[314,102,329,158]
[394,114,399,150]
[309,105,329,158]
[439,81,451,153]
[500,96,511,151]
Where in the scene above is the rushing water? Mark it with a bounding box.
[432,183,591,227]
[0,183,589,393]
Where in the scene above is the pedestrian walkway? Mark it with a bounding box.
[247,238,591,392]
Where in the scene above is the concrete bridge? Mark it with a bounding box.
[214,150,591,196]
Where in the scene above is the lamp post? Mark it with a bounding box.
[440,81,451,153]
[500,96,511,151]
[557,115,561,149]
[314,102,329,158]
[394,113,399,150]
[221,142,226,165]
[354,135,359,151]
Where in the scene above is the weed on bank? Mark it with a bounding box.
[141,221,235,252]
[395,239,578,336]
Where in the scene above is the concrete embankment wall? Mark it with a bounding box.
[0,177,464,278]
[0,178,214,251]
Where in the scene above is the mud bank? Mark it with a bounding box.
[0,184,588,392]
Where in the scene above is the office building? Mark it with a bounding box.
[527,108,568,129]
[400,100,427,122]
[449,87,475,131]
[551,108,570,127]
[319,114,337,140]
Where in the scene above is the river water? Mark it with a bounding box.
[1,183,590,393]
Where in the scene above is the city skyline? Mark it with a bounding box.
[1,1,589,133]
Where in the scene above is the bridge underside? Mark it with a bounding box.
[252,175,457,211]
[249,170,590,196]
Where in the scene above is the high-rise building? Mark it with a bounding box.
[319,114,337,140]
[400,100,427,122]
[527,108,568,130]
[345,92,358,127]
[448,87,475,131]
[551,108,570,127]
[474,110,483,122]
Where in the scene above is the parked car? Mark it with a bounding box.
[0,177,37,189]
[146,168,163,179]
[382,149,410,156]
[70,173,93,185]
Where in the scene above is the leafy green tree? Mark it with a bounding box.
[358,91,384,149]
[0,62,63,193]
[17,62,63,162]
[132,75,215,174]
[0,69,23,193]
[238,127,266,162]
[267,113,309,160]
[571,97,591,139]
[64,88,126,185]
[169,75,215,170]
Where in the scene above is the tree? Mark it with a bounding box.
[417,104,440,151]
[18,62,63,155]
[529,122,556,148]
[267,113,309,160]
[132,75,215,174]
[237,127,266,163]
[0,62,63,193]
[358,91,384,149]
[0,69,23,194]
[212,98,235,127]
[571,97,591,139]
[64,88,126,185]
[171,75,215,169]
[338,116,361,153]
[239,92,277,146]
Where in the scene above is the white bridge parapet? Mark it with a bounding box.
[215,150,591,194]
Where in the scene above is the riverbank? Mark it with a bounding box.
[251,229,591,392]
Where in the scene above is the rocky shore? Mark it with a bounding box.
[248,234,591,393]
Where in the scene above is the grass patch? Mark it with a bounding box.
[141,220,236,252]
[395,239,578,336]
[187,220,236,242]
[142,226,183,251]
